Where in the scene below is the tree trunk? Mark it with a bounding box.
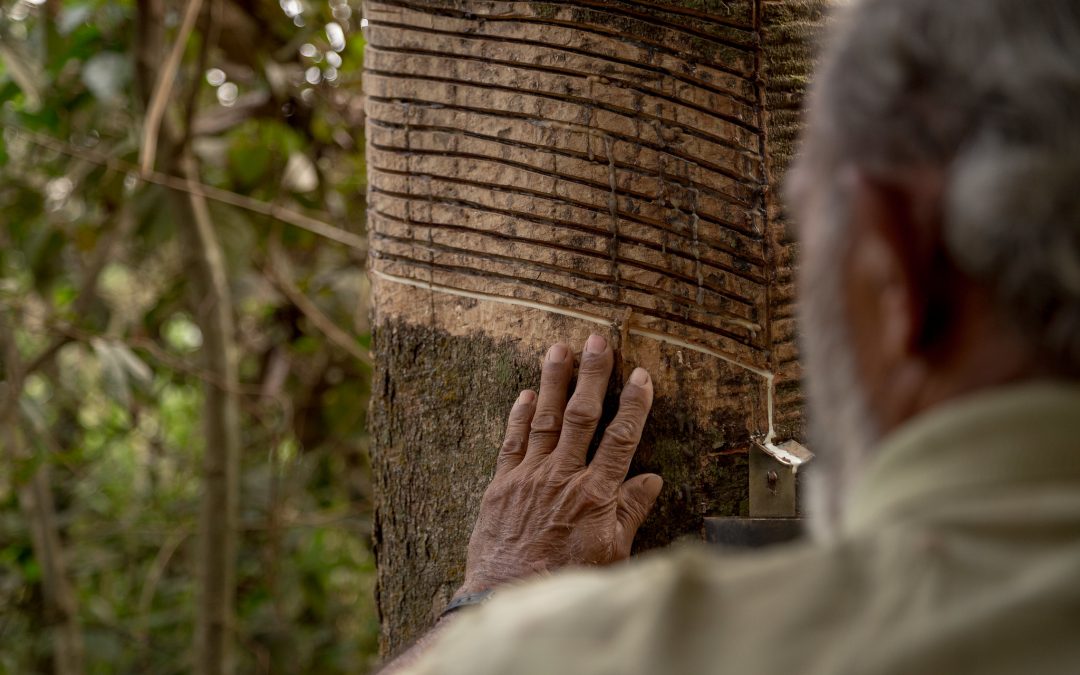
[364,0,828,654]
[5,429,85,675]
[136,0,242,667]
[1,302,85,675]
[172,155,242,675]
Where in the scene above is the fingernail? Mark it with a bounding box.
[629,367,650,386]
[645,475,663,493]
[517,390,536,404]
[547,343,568,362]
[584,334,607,354]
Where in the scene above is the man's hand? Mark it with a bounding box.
[455,334,663,600]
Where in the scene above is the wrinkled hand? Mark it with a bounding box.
[455,334,663,600]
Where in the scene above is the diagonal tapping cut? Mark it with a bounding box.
[365,0,799,442]
[371,268,780,443]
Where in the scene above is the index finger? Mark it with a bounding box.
[587,367,653,487]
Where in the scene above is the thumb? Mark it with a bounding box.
[616,473,663,545]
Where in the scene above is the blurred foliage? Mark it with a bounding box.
[0,0,376,672]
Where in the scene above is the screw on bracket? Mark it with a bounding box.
[749,441,813,518]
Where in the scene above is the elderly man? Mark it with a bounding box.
[382,0,1080,672]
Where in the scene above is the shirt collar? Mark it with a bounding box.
[843,381,1080,535]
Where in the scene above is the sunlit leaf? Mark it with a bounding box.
[91,337,131,409]
[111,342,153,391]
[282,152,319,193]
[81,52,130,102]
[18,394,49,436]
[0,43,42,111]
[58,4,93,36]
[163,313,203,353]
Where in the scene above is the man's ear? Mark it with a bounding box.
[844,170,935,364]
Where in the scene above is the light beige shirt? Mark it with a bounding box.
[406,383,1080,674]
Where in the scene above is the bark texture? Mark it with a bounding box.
[365,0,830,653]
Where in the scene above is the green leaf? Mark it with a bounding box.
[162,313,203,353]
[51,281,77,310]
[27,228,65,292]
[21,558,41,584]
[227,131,273,188]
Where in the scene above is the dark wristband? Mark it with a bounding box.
[440,589,495,619]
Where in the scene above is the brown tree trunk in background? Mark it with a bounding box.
[1,310,84,675]
[136,0,241,669]
[4,429,85,675]
[365,0,828,654]
[172,154,242,675]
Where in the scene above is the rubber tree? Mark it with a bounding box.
[364,0,829,653]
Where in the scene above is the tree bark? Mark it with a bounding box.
[364,0,829,654]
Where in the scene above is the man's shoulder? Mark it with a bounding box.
[409,540,856,675]
[408,520,1080,675]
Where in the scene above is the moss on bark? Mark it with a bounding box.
[370,323,753,653]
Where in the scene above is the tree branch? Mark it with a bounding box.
[180,0,221,148]
[171,152,242,675]
[136,528,192,646]
[140,0,205,175]
[0,40,43,110]
[266,239,373,366]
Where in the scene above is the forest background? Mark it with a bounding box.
[0,0,377,672]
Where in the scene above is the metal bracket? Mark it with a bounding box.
[705,439,813,549]
[749,440,813,518]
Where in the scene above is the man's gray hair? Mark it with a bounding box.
[811,0,1080,372]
